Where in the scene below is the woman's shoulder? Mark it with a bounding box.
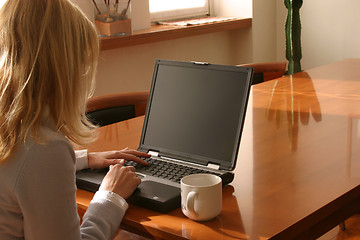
[1,125,76,192]
[15,125,76,168]
[31,125,75,158]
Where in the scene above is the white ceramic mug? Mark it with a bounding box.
[180,174,222,221]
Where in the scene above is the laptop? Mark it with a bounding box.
[76,59,253,212]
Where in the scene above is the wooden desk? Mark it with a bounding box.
[77,59,360,239]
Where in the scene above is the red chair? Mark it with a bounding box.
[86,92,149,126]
[238,62,287,84]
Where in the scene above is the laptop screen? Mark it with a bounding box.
[139,60,253,170]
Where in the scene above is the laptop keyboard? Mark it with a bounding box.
[125,157,221,183]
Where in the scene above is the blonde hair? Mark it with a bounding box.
[0,0,99,162]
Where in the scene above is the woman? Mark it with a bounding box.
[0,0,150,239]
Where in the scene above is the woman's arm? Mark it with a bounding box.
[17,140,125,240]
[75,149,151,171]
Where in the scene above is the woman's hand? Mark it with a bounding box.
[87,148,151,169]
[99,164,141,199]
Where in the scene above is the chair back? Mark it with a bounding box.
[238,62,287,84]
[86,92,149,126]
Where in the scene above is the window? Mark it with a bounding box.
[149,0,209,22]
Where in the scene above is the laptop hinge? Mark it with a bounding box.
[207,163,220,170]
[148,150,159,157]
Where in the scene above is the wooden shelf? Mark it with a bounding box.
[100,18,252,50]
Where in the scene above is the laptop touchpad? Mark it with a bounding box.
[128,181,180,213]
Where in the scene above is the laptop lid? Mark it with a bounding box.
[138,59,253,171]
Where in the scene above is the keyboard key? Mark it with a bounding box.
[126,157,220,183]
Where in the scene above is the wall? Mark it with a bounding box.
[96,29,252,96]
[63,1,360,95]
[275,2,286,64]
[93,0,256,96]
[252,0,278,63]
[73,0,280,96]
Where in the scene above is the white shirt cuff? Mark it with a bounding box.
[75,149,89,171]
[92,190,129,211]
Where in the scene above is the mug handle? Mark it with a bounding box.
[186,191,198,217]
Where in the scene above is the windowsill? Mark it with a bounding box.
[99,18,252,51]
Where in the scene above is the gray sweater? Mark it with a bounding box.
[0,125,127,240]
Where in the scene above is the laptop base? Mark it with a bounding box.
[76,169,180,213]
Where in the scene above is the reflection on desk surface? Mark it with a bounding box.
[259,72,322,151]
